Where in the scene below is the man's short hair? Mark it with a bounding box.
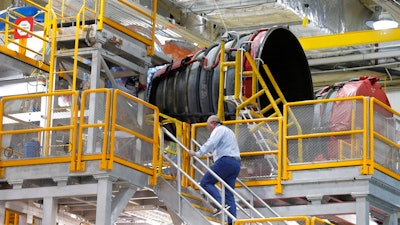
[207,115,221,124]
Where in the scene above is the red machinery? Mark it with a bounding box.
[313,76,391,160]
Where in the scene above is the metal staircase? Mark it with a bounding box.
[156,126,289,225]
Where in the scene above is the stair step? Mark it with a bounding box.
[204,215,222,223]
[192,203,214,214]
[55,47,95,58]
[224,95,238,103]
[55,50,77,57]
[55,70,74,75]
[181,191,203,202]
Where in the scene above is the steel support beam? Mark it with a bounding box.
[299,28,400,50]
[186,0,277,13]
[374,0,400,21]
[0,184,98,200]
[95,175,116,225]
[42,197,58,225]
[111,187,136,223]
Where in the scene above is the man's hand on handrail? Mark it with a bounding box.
[188,149,196,156]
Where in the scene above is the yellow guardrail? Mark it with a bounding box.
[157,113,188,179]
[190,117,284,193]
[4,209,19,225]
[0,90,80,172]
[110,89,160,185]
[114,0,157,56]
[0,0,155,75]
[44,0,103,29]
[187,95,400,191]
[371,98,400,180]
[0,90,398,188]
[0,0,158,181]
[0,89,161,183]
[283,96,399,181]
[0,1,54,71]
[0,0,104,83]
[283,96,369,178]
[235,216,334,225]
[76,88,112,171]
[157,113,193,187]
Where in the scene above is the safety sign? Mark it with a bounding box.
[14,17,34,39]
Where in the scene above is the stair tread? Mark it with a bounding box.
[192,203,215,213]
[181,191,203,201]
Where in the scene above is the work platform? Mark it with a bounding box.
[0,0,399,225]
[0,89,399,224]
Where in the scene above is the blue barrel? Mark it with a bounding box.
[24,140,40,158]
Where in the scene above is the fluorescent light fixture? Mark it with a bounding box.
[372,19,398,30]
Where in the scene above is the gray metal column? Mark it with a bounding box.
[87,44,103,154]
[90,43,102,90]
[353,192,370,225]
[95,175,115,225]
[0,201,5,224]
[111,187,136,223]
[19,213,28,225]
[42,197,58,225]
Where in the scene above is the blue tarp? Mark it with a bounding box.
[0,6,44,31]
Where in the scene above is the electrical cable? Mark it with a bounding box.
[212,0,227,32]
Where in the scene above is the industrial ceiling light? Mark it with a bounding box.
[366,6,399,30]
[372,19,398,30]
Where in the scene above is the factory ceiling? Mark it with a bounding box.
[156,0,399,43]
[1,0,400,89]
[154,0,400,89]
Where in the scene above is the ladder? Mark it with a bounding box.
[218,40,290,175]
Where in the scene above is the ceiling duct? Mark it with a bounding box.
[178,12,223,41]
[279,0,372,33]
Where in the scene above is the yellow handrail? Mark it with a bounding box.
[110,89,160,185]
[76,88,112,171]
[235,216,335,225]
[0,88,161,179]
[0,91,79,170]
[112,0,157,56]
[283,96,373,175]
[0,89,398,189]
[0,3,52,70]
